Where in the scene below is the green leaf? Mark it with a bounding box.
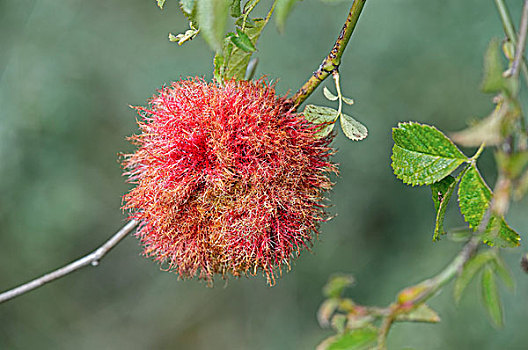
[235,16,256,28]
[323,86,339,101]
[430,175,457,240]
[496,150,528,179]
[157,0,166,9]
[169,22,199,45]
[230,0,241,17]
[447,227,473,242]
[342,96,355,105]
[391,122,468,186]
[229,28,256,52]
[316,123,336,138]
[450,102,506,147]
[317,327,378,350]
[394,304,441,323]
[276,0,301,32]
[179,0,196,19]
[431,175,456,212]
[318,298,340,328]
[331,314,348,333]
[213,53,225,82]
[458,165,491,229]
[346,312,375,331]
[304,105,338,123]
[197,0,229,51]
[454,250,495,303]
[492,255,515,291]
[303,104,338,138]
[243,0,259,13]
[481,38,507,93]
[323,274,355,298]
[215,18,267,80]
[514,169,528,200]
[340,113,368,141]
[496,219,521,247]
[481,266,503,327]
[482,215,521,248]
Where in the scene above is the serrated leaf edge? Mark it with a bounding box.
[393,121,467,160]
[391,145,466,186]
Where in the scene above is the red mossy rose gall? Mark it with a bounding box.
[122,78,337,285]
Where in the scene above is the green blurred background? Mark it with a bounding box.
[1,0,527,349]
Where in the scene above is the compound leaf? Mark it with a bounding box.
[215,18,267,80]
[392,122,468,186]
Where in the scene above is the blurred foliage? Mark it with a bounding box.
[1,0,528,349]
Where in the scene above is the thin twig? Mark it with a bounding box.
[494,0,528,83]
[404,235,480,307]
[286,0,367,109]
[495,0,518,43]
[511,0,528,78]
[375,235,481,347]
[0,220,138,304]
[377,311,395,350]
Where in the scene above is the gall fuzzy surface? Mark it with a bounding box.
[122,78,337,285]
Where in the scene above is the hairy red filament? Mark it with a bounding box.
[122,78,337,285]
